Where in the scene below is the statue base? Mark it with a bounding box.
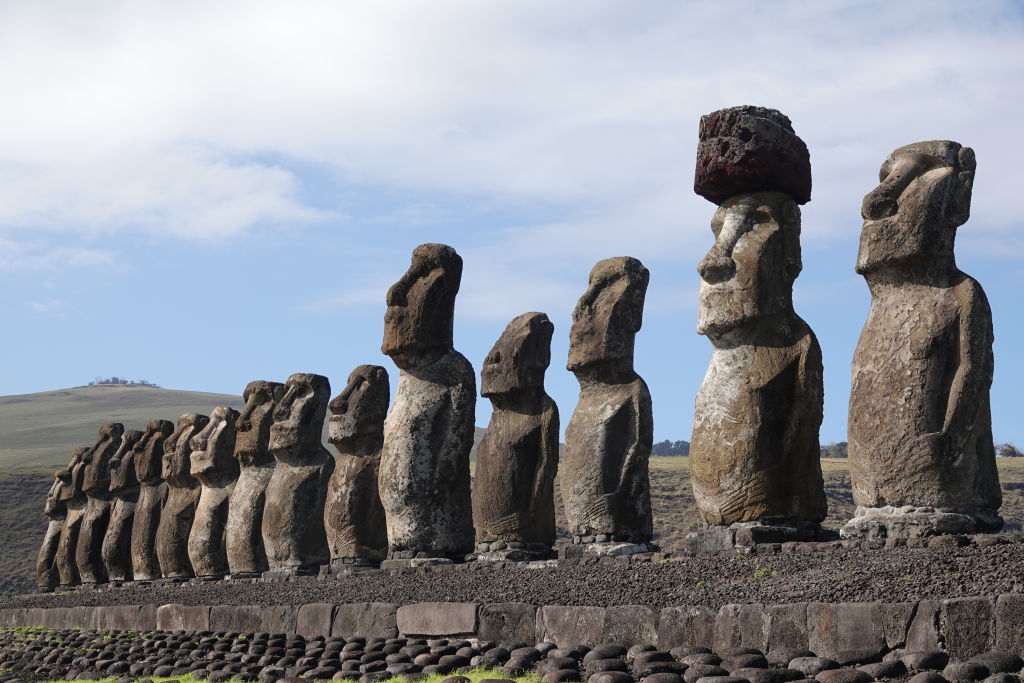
[35,586,54,594]
[225,572,263,580]
[380,557,454,569]
[841,505,1003,540]
[561,542,657,558]
[262,566,320,580]
[194,574,226,582]
[155,577,190,586]
[684,519,836,552]
[326,557,380,574]
[469,541,554,563]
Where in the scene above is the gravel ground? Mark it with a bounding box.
[6,536,1024,612]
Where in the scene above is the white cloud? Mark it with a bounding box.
[0,0,1020,265]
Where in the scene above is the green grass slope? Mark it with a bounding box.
[0,385,246,471]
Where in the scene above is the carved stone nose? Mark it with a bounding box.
[862,188,898,220]
[697,254,735,284]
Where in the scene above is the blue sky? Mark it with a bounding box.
[0,0,1022,446]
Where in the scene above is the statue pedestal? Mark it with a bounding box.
[327,557,379,574]
[380,557,454,569]
[262,566,320,580]
[561,542,657,559]
[841,505,1003,540]
[685,519,836,552]
[470,541,554,563]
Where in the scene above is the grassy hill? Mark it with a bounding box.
[0,385,247,471]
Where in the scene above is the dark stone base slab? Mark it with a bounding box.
[262,566,320,581]
[470,548,554,563]
[841,505,1004,540]
[685,520,837,552]
[327,558,379,574]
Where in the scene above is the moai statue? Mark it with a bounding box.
[130,419,174,581]
[687,107,827,549]
[101,429,144,582]
[187,406,240,579]
[844,140,1000,539]
[562,257,654,556]
[76,422,124,584]
[263,373,334,575]
[54,447,89,587]
[379,243,475,564]
[473,312,559,561]
[226,380,284,577]
[156,413,209,580]
[36,472,67,591]
[325,365,389,571]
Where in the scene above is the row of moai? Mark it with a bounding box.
[35,104,1001,589]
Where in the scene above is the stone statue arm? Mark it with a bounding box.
[940,278,994,455]
[616,382,654,495]
[528,398,560,522]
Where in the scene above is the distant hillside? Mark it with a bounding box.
[0,385,488,472]
[0,385,247,471]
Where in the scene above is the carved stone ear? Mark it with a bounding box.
[949,146,976,227]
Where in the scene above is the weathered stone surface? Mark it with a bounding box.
[156,603,211,631]
[156,413,209,579]
[994,594,1024,655]
[537,605,607,648]
[98,604,157,631]
[76,422,123,583]
[694,105,811,205]
[36,471,66,590]
[846,140,1000,538]
[100,428,144,582]
[807,602,886,665]
[562,257,653,544]
[187,405,239,578]
[765,603,809,653]
[942,597,994,661]
[479,603,538,646]
[226,380,284,576]
[691,188,826,527]
[605,604,659,646]
[657,605,716,649]
[397,602,478,636]
[325,365,389,565]
[296,602,337,637]
[880,602,916,650]
[264,373,334,572]
[331,602,398,639]
[714,604,767,653]
[474,312,559,550]
[380,243,475,557]
[905,600,942,653]
[206,604,262,632]
[130,419,174,581]
[261,604,298,633]
[54,446,89,586]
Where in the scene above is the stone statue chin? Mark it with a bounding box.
[845,140,1000,539]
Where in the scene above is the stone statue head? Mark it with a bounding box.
[108,429,144,495]
[382,243,462,368]
[82,422,124,496]
[482,312,554,397]
[857,140,976,275]
[567,257,649,373]
[234,380,286,467]
[190,405,240,482]
[45,470,66,517]
[270,373,330,462]
[328,365,389,455]
[162,413,209,487]
[57,446,90,503]
[134,419,175,485]
[696,191,802,337]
